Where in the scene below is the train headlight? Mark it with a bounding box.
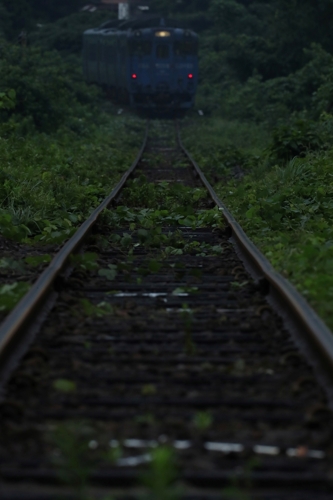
[155,31,171,37]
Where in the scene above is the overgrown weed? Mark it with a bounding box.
[0,116,143,244]
[183,117,333,330]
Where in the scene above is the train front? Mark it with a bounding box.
[127,27,198,112]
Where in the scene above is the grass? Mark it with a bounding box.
[0,114,144,244]
[0,111,144,315]
[51,421,181,500]
[182,116,333,331]
[183,116,270,155]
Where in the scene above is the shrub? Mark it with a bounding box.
[268,118,323,161]
[0,41,102,134]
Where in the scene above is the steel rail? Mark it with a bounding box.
[177,126,333,382]
[0,124,149,376]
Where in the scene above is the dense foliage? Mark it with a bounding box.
[0,43,98,134]
[181,114,333,330]
[0,2,142,245]
[0,118,142,244]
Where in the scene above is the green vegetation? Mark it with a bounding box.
[182,116,333,330]
[0,282,30,312]
[52,421,181,500]
[0,1,142,248]
[0,1,143,316]
[53,378,77,393]
[142,447,181,500]
[0,0,331,420]
[51,423,95,500]
[1,1,331,497]
[0,118,141,244]
[0,42,99,134]
[193,411,213,431]
[98,179,224,262]
[145,0,333,332]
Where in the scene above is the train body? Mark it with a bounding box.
[83,19,198,112]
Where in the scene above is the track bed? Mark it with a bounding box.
[0,123,333,499]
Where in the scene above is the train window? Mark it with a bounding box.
[130,41,152,56]
[174,41,197,56]
[156,45,169,59]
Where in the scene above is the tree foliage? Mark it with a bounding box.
[0,41,101,134]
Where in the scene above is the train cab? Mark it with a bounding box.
[83,19,199,113]
[128,27,198,109]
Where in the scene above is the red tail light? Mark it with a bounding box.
[132,74,137,79]
[188,73,194,79]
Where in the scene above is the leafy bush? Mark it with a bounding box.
[268,118,323,161]
[183,117,333,330]
[0,41,101,134]
[0,89,16,110]
[0,115,143,243]
[196,44,333,131]
[182,117,268,166]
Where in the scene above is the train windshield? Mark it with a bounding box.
[130,41,152,56]
[174,41,197,56]
[156,44,170,59]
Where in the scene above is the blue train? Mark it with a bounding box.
[83,18,198,113]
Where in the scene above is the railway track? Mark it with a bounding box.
[1,121,333,499]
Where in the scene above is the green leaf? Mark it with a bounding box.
[0,258,25,272]
[70,252,98,271]
[137,229,149,238]
[8,89,16,100]
[25,254,52,267]
[0,282,30,312]
[120,233,133,248]
[80,298,114,317]
[148,260,162,273]
[53,379,77,393]
[98,264,117,280]
[245,207,257,219]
